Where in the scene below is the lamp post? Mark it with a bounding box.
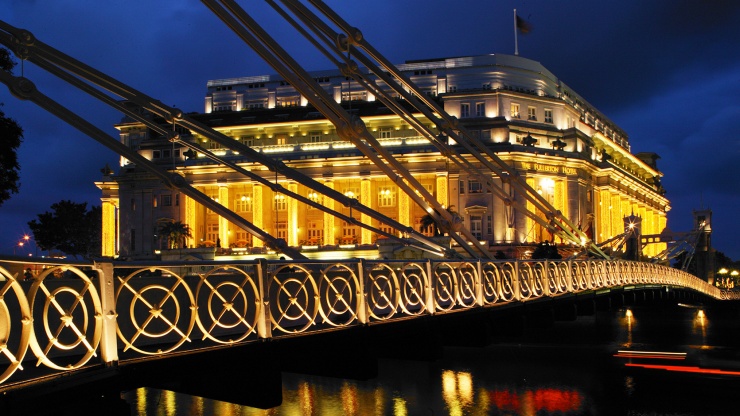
[717,268,728,288]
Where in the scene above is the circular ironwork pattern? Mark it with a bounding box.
[456,262,478,307]
[196,266,260,344]
[0,267,32,384]
[268,264,319,334]
[498,262,517,302]
[318,264,359,327]
[480,262,501,305]
[432,263,458,311]
[398,263,428,315]
[115,267,196,355]
[27,266,102,371]
[518,262,534,300]
[366,263,400,320]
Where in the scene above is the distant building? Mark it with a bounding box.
[96,54,669,260]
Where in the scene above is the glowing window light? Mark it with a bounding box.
[331,142,355,149]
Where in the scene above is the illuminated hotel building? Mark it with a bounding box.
[96,54,669,259]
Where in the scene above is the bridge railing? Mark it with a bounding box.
[0,256,725,387]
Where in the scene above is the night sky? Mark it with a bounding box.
[1,1,739,260]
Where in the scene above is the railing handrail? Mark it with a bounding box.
[0,256,730,389]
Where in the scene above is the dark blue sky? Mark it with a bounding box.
[1,0,739,260]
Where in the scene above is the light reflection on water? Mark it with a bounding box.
[122,307,740,416]
[124,347,595,416]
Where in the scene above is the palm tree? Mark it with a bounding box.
[159,220,192,249]
[419,205,463,236]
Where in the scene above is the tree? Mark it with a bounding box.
[28,200,102,259]
[159,220,192,249]
[0,47,24,207]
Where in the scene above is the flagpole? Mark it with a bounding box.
[514,9,519,56]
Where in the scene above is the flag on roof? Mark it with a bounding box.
[516,15,532,34]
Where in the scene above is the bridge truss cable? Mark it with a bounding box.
[0,20,453,259]
[202,0,608,259]
[200,0,492,259]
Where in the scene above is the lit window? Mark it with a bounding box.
[274,194,287,211]
[235,194,253,212]
[511,103,520,119]
[378,188,396,207]
[276,222,288,240]
[307,191,323,209]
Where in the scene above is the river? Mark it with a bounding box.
[121,303,740,415]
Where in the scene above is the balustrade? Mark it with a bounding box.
[0,257,725,386]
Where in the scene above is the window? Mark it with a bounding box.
[310,133,322,143]
[470,216,482,240]
[460,103,470,118]
[152,196,158,208]
[276,222,288,240]
[206,223,219,244]
[235,194,253,212]
[468,180,483,194]
[152,150,161,159]
[378,188,396,207]
[459,180,465,194]
[175,194,179,206]
[307,221,323,244]
[241,136,254,147]
[475,102,486,117]
[528,107,537,121]
[161,194,172,207]
[511,103,520,119]
[307,191,323,209]
[131,198,136,212]
[379,128,392,139]
[487,215,493,235]
[274,194,287,211]
[276,137,287,145]
[162,149,171,158]
[544,109,553,123]
[130,229,135,251]
[343,188,359,200]
[341,221,358,243]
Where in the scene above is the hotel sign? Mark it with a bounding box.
[521,162,576,175]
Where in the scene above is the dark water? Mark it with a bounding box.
[122,305,740,415]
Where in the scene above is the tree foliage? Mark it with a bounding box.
[0,47,23,207]
[28,200,102,259]
[159,220,192,249]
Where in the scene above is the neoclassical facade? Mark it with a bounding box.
[97,54,669,260]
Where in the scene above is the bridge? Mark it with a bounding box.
[0,1,733,412]
[0,255,737,411]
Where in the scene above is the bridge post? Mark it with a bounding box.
[476,259,484,306]
[542,260,551,297]
[513,260,521,301]
[425,260,435,314]
[95,261,119,364]
[566,259,574,293]
[256,258,272,339]
[357,259,368,324]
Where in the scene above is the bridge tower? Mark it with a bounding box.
[692,209,714,283]
[623,213,642,261]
